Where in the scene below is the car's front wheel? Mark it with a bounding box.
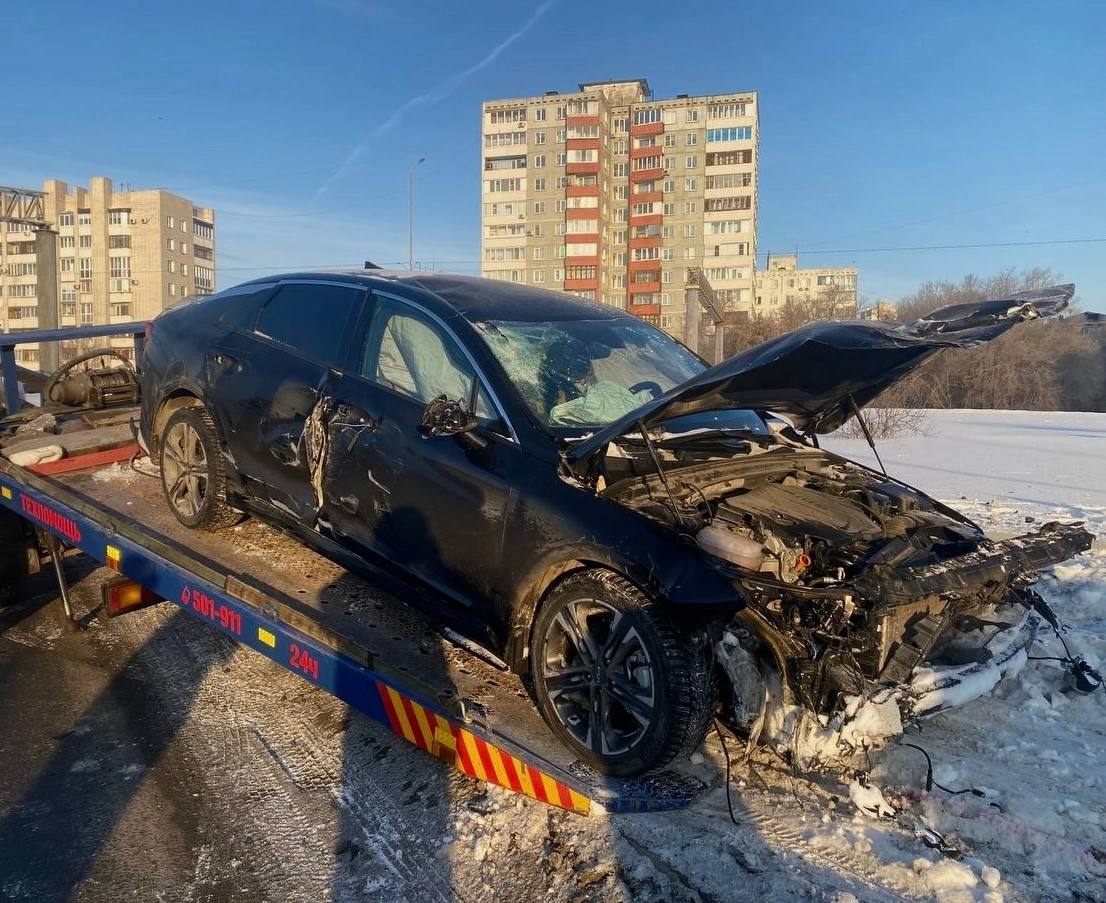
[531,570,716,777]
[158,406,241,530]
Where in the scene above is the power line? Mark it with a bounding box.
[759,236,1106,257]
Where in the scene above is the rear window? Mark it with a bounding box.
[255,283,364,367]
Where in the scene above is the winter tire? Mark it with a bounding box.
[158,406,242,530]
[531,569,716,777]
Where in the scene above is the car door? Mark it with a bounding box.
[205,279,367,524]
[321,293,519,617]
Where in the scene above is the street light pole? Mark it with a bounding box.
[408,157,426,271]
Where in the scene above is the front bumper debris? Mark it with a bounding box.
[853,521,1094,604]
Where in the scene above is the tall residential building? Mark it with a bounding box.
[0,177,216,367]
[481,80,758,343]
[754,254,858,316]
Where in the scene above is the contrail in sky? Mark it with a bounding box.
[316,0,556,197]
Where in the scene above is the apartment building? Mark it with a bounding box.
[481,79,758,343]
[0,177,215,367]
[754,254,858,316]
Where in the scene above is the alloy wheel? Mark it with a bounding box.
[540,598,657,756]
[162,420,209,519]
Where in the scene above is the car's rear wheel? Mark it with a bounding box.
[159,406,241,530]
[531,570,715,777]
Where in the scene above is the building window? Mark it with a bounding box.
[168,259,177,273]
[532,270,545,283]
[685,156,698,169]
[685,247,696,259]
[533,154,546,167]
[614,163,628,177]
[555,129,565,142]
[534,107,547,121]
[489,108,526,125]
[686,132,698,146]
[60,257,75,272]
[685,177,697,191]
[79,258,92,278]
[661,248,673,261]
[534,178,546,191]
[614,117,628,133]
[534,131,546,145]
[707,102,748,119]
[168,237,176,251]
[167,215,175,228]
[555,223,566,236]
[706,127,753,142]
[684,223,696,238]
[555,153,567,166]
[59,213,74,227]
[684,201,697,214]
[485,177,523,193]
[59,235,75,248]
[664,134,676,147]
[79,234,92,248]
[663,203,675,216]
[556,176,569,188]
[553,268,564,282]
[633,108,661,125]
[662,270,672,284]
[109,256,131,277]
[78,212,91,226]
[533,247,544,260]
[532,224,544,237]
[686,109,699,123]
[485,131,527,148]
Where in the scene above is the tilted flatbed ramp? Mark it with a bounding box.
[0,458,709,815]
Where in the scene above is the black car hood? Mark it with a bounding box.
[566,283,1073,464]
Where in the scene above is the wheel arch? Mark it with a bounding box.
[149,390,206,457]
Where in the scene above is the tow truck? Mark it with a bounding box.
[0,324,707,816]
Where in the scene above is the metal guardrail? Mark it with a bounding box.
[0,321,147,415]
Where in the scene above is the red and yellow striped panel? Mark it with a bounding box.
[375,680,590,815]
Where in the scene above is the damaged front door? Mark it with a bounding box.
[321,294,515,619]
[206,280,367,523]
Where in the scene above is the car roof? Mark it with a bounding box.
[240,269,634,324]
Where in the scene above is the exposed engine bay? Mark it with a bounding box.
[595,436,1095,764]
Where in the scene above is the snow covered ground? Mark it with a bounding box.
[2,410,1103,902]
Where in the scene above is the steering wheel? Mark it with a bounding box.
[629,380,664,399]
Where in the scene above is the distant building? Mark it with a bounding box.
[754,253,857,316]
[0,177,215,367]
[481,79,759,342]
[858,300,898,321]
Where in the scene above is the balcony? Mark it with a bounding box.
[628,212,662,227]
[564,277,599,292]
[628,280,661,295]
[565,208,599,221]
[630,167,663,183]
[631,191,661,204]
[566,161,600,176]
[628,235,662,250]
[630,120,664,137]
[564,255,599,268]
[628,258,661,272]
[566,115,600,128]
[566,184,600,198]
[628,302,661,317]
[566,137,600,152]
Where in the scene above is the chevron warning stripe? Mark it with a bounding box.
[375,679,590,815]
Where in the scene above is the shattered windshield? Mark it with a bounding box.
[476,318,704,429]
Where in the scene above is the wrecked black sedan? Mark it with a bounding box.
[140,273,1092,776]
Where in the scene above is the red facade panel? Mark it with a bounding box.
[566,162,600,176]
[629,167,663,182]
[566,185,600,198]
[628,213,662,226]
[628,258,661,272]
[564,278,600,292]
[565,208,599,221]
[566,115,600,128]
[629,121,664,137]
[566,138,600,151]
[630,191,661,204]
[564,255,600,268]
[628,281,661,294]
[628,236,662,250]
[628,303,661,316]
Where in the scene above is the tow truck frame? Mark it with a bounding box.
[0,383,712,819]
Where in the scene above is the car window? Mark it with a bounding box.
[255,282,364,367]
[362,298,502,430]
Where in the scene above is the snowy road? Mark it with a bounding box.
[1,410,1103,902]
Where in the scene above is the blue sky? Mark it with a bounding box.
[7,0,1106,309]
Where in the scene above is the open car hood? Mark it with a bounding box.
[566,283,1073,464]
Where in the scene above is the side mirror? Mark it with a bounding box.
[418,395,486,448]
